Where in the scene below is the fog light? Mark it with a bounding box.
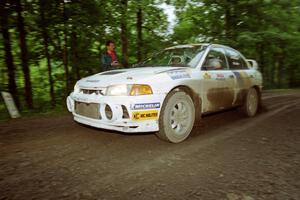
[105,104,113,120]
[121,105,129,119]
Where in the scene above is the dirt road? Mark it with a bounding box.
[0,90,299,200]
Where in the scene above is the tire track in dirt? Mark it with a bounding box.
[80,96,300,189]
[0,91,299,200]
[1,93,299,178]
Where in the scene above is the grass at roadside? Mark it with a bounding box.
[263,88,300,94]
[0,103,69,123]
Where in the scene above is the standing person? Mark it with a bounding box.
[101,40,121,71]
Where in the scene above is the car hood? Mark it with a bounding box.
[77,66,189,88]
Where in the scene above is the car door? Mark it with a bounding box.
[201,47,235,112]
[225,48,253,105]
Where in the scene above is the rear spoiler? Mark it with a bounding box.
[247,59,258,70]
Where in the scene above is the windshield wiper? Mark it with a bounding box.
[131,63,154,68]
[131,63,189,68]
[168,63,189,67]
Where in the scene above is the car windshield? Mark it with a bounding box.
[135,45,207,68]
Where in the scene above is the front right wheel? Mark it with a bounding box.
[156,90,195,143]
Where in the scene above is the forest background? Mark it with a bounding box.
[1,0,299,118]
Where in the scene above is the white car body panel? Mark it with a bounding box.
[67,44,263,133]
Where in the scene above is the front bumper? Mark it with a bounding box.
[66,92,166,133]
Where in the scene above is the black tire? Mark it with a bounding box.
[240,87,259,117]
[156,90,195,143]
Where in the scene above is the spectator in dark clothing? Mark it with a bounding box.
[101,40,121,71]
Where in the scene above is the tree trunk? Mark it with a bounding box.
[61,0,70,94]
[0,0,19,108]
[277,42,285,88]
[288,64,296,88]
[224,0,236,45]
[257,42,265,75]
[39,0,55,107]
[120,0,128,67]
[15,0,33,108]
[277,55,284,88]
[71,31,80,81]
[224,1,232,41]
[271,54,278,88]
[136,5,143,62]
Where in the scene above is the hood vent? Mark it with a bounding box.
[80,88,105,95]
[100,71,126,75]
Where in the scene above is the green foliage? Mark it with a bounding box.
[0,0,300,119]
[172,0,300,88]
[0,0,170,114]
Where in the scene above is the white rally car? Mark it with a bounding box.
[67,44,262,143]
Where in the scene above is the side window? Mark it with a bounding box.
[203,48,228,70]
[240,58,249,69]
[226,49,248,70]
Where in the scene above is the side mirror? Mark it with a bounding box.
[247,59,258,70]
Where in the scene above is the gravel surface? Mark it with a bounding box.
[0,90,299,200]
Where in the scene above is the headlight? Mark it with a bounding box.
[106,84,153,96]
[106,84,130,96]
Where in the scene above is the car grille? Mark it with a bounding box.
[80,88,105,95]
[75,101,100,119]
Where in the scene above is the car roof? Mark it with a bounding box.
[165,44,209,50]
[165,43,233,50]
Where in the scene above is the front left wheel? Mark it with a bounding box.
[241,87,259,117]
[156,90,195,143]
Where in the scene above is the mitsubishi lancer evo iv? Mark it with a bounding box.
[67,44,262,143]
